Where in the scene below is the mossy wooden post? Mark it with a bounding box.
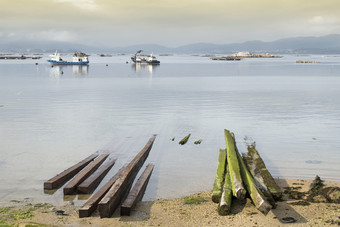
[242,153,276,208]
[218,167,232,215]
[179,134,191,145]
[224,129,246,200]
[232,138,272,214]
[211,149,227,203]
[244,145,283,201]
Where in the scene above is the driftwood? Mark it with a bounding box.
[77,158,117,194]
[121,163,155,216]
[232,136,272,214]
[44,153,98,190]
[218,166,233,215]
[211,149,227,203]
[243,145,282,201]
[78,165,126,218]
[224,129,246,200]
[63,153,109,195]
[98,135,157,218]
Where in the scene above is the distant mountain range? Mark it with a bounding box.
[1,34,340,54]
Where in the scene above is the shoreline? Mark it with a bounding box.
[1,178,339,226]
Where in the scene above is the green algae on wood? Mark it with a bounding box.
[218,166,233,215]
[194,139,202,144]
[179,134,191,145]
[244,144,283,201]
[224,129,246,200]
[233,140,272,214]
[211,149,227,203]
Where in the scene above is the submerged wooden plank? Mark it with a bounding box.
[98,135,157,218]
[44,153,99,190]
[121,163,155,216]
[79,165,126,218]
[63,153,110,195]
[77,158,117,194]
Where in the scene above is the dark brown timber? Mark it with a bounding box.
[44,153,98,190]
[77,158,117,194]
[98,135,157,218]
[78,165,126,218]
[121,163,155,216]
[63,153,110,195]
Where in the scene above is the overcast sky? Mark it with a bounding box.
[1,0,340,47]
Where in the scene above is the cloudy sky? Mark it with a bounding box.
[1,0,340,47]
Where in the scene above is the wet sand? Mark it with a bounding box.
[1,179,339,226]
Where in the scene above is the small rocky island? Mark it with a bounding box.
[212,51,282,61]
[230,51,282,58]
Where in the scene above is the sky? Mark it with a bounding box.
[1,0,340,47]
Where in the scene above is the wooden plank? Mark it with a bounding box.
[218,166,232,215]
[44,153,99,190]
[243,144,283,201]
[234,143,272,214]
[98,135,157,218]
[211,149,227,203]
[121,163,155,216]
[63,153,110,195]
[77,158,117,194]
[79,165,126,218]
[224,129,246,200]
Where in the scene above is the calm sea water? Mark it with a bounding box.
[0,54,340,205]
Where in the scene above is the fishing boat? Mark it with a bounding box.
[131,50,160,64]
[47,51,89,65]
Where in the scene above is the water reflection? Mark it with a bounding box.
[131,63,159,75]
[49,65,89,78]
[49,65,64,78]
[72,65,89,76]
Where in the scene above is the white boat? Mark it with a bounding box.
[131,50,160,64]
[47,51,89,65]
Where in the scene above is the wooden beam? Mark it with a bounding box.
[211,149,227,203]
[234,143,272,214]
[78,165,126,218]
[63,153,110,195]
[98,135,157,218]
[224,129,246,200]
[77,158,117,194]
[218,165,232,215]
[244,145,283,201]
[120,163,155,216]
[44,153,98,190]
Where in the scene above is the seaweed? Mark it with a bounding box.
[179,134,191,145]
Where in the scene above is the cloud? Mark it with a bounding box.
[31,29,78,42]
[53,0,99,11]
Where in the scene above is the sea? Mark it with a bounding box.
[0,53,340,205]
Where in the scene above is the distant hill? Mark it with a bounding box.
[1,34,340,54]
[0,40,100,53]
[171,34,340,54]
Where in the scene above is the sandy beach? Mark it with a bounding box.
[1,178,339,226]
